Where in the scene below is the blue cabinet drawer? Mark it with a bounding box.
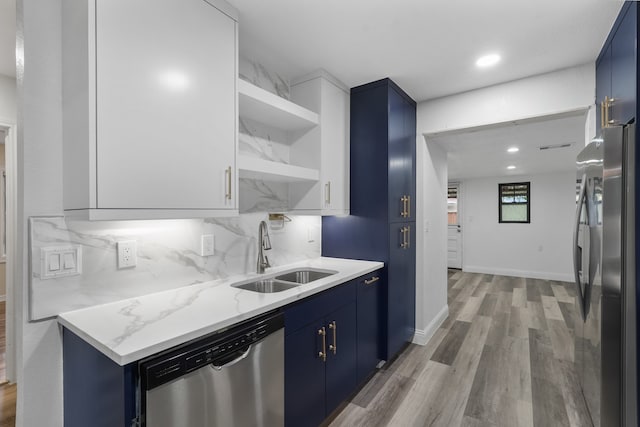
[284,279,357,334]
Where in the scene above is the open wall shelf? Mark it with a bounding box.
[238,79,319,131]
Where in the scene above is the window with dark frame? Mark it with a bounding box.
[499,182,530,223]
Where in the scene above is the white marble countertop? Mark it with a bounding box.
[58,257,383,366]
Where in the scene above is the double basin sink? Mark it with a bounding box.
[232,268,337,293]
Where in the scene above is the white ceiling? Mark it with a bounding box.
[0,1,618,181]
[0,0,15,78]
[227,0,623,101]
[430,112,587,180]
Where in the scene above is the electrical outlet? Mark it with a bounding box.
[117,240,137,269]
[201,234,215,256]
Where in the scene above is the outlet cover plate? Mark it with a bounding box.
[117,240,137,269]
[201,234,215,256]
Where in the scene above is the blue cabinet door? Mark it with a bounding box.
[388,86,411,223]
[611,2,636,126]
[596,44,612,136]
[325,301,357,415]
[356,271,382,385]
[386,222,415,359]
[405,94,417,220]
[285,320,327,427]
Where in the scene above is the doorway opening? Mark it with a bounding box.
[447,182,462,270]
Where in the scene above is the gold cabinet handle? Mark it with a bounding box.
[364,276,380,285]
[607,97,616,125]
[328,321,337,355]
[407,195,411,218]
[400,226,410,249]
[401,196,408,217]
[225,166,232,200]
[318,327,327,362]
[600,100,605,129]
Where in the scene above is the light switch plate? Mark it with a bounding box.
[200,234,215,257]
[117,240,137,269]
[40,245,82,279]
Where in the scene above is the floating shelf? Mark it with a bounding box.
[238,79,319,131]
[238,155,319,183]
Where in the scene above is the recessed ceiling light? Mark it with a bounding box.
[507,147,519,153]
[476,54,501,68]
[507,165,516,170]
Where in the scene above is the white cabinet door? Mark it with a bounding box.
[289,73,349,215]
[95,0,236,210]
[320,79,349,214]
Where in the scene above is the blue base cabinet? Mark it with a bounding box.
[323,78,417,362]
[356,271,383,385]
[284,280,357,427]
[63,329,137,427]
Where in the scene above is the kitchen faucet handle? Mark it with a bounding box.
[265,256,271,268]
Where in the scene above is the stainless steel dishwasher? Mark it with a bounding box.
[138,310,284,427]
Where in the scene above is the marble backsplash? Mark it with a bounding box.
[29,214,321,320]
[238,56,299,213]
[239,55,290,100]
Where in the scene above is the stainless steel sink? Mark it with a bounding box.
[275,269,338,284]
[232,279,299,293]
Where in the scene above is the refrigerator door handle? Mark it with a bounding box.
[573,173,588,321]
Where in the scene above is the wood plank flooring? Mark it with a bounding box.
[0,302,15,427]
[329,271,591,427]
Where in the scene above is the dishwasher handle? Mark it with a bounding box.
[211,345,252,371]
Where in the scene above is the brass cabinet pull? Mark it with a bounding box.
[407,196,411,218]
[600,101,605,129]
[318,327,327,362]
[400,226,410,249]
[328,321,337,355]
[401,196,408,217]
[225,166,232,200]
[364,276,380,285]
[607,97,616,125]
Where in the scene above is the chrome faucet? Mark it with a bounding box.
[257,220,272,274]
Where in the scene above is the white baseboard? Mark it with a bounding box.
[463,265,574,283]
[0,294,6,302]
[413,305,449,346]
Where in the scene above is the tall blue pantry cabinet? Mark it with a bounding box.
[322,78,417,365]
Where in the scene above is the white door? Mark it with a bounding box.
[447,183,462,269]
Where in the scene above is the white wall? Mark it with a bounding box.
[460,172,575,281]
[16,0,65,425]
[414,137,448,344]
[420,64,595,134]
[415,64,595,346]
[0,74,16,122]
[15,6,55,427]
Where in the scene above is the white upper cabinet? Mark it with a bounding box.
[290,72,350,215]
[62,0,238,220]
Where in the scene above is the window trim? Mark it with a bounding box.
[498,181,530,224]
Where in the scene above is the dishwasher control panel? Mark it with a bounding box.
[139,310,284,391]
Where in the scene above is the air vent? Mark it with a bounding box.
[539,143,572,151]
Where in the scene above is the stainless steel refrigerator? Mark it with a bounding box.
[573,124,637,427]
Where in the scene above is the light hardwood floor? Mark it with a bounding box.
[0,302,15,427]
[329,271,591,427]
